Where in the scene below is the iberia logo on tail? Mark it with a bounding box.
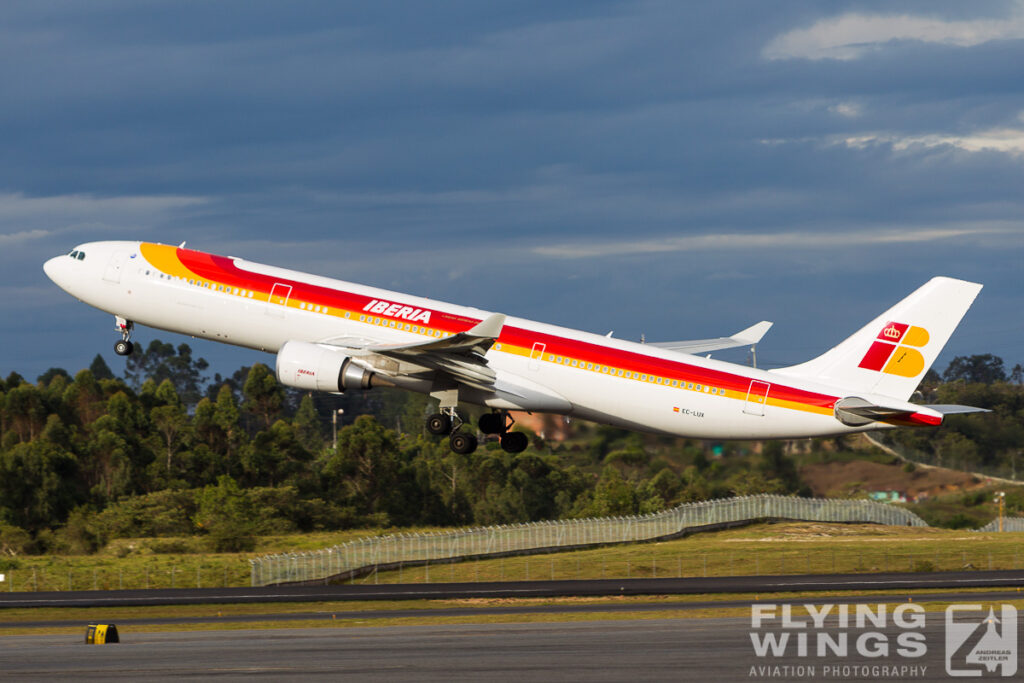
[857,322,930,377]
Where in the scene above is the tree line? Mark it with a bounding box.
[1,341,1021,555]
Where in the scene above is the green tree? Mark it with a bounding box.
[83,416,134,501]
[320,415,403,520]
[37,367,70,385]
[3,382,47,442]
[89,354,115,381]
[150,380,190,475]
[0,441,80,531]
[62,369,104,424]
[572,465,637,517]
[243,420,314,489]
[242,363,284,430]
[293,394,324,453]
[943,354,1007,384]
[125,340,210,407]
[193,476,257,551]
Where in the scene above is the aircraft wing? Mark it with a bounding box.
[320,314,506,391]
[649,321,772,354]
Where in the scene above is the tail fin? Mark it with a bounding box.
[773,277,982,400]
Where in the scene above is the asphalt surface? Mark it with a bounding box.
[2,569,1023,608]
[3,589,1024,630]
[3,614,1019,682]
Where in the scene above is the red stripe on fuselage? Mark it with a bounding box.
[170,246,838,412]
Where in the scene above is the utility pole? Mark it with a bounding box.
[995,491,1005,532]
[332,408,345,451]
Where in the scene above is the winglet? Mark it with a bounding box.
[733,321,772,345]
[467,313,506,339]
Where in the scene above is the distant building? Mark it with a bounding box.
[869,490,907,504]
[511,412,572,441]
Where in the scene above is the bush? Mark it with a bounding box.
[194,476,257,552]
[147,539,195,554]
[93,490,196,538]
[57,508,107,554]
[945,513,979,529]
[0,522,31,556]
[961,490,987,507]
[902,462,916,473]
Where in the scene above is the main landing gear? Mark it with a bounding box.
[113,317,135,356]
[425,409,528,455]
[426,407,478,454]
[479,411,529,454]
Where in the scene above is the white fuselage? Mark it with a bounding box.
[44,240,914,440]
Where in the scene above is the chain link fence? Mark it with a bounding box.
[250,494,927,586]
[976,517,1024,532]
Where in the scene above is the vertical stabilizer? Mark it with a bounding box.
[772,277,982,400]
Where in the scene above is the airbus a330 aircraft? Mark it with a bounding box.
[44,241,984,455]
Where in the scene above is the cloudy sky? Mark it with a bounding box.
[3,0,1022,382]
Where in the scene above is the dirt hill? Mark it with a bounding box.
[799,459,980,500]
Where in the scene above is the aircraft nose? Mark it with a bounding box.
[43,255,69,290]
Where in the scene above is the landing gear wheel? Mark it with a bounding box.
[449,432,478,455]
[114,317,134,357]
[426,413,452,436]
[478,412,504,435]
[500,431,529,454]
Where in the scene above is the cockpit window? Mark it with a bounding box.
[68,250,86,260]
[69,250,78,258]
[76,251,85,260]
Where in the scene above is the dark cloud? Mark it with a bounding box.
[2,0,1022,380]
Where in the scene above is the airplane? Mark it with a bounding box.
[43,241,986,455]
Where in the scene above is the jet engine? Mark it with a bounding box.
[275,340,387,392]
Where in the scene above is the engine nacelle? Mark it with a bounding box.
[275,340,380,393]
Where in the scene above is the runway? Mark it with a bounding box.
[3,589,1024,630]
[3,614,1017,682]
[2,569,1023,608]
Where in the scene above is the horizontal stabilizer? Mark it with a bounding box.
[834,396,914,426]
[833,396,985,427]
[651,320,773,354]
[921,404,990,416]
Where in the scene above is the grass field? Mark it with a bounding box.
[356,522,1024,585]
[2,521,1022,592]
[0,526,452,592]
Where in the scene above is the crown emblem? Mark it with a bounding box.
[882,325,902,339]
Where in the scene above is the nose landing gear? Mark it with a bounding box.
[113,317,134,356]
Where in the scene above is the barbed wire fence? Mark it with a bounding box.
[250,494,927,587]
